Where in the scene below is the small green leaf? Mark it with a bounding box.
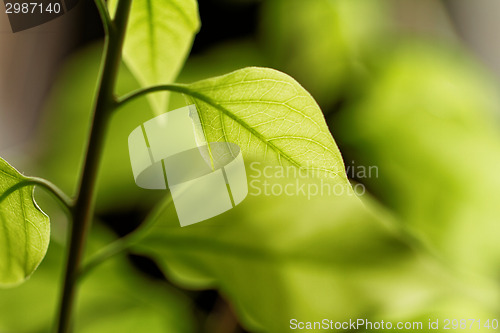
[109,0,200,114]
[185,67,347,181]
[0,158,50,287]
[0,238,63,332]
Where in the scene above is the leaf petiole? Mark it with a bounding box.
[94,0,113,34]
[78,193,174,280]
[0,177,74,213]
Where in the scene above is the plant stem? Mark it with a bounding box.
[79,194,173,280]
[0,177,73,213]
[94,0,113,35]
[117,84,184,106]
[55,1,132,332]
[116,84,224,114]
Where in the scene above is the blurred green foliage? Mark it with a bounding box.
[260,0,388,108]
[335,41,500,278]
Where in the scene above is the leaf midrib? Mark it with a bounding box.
[140,234,384,269]
[181,87,341,177]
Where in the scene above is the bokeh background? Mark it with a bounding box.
[1,0,500,332]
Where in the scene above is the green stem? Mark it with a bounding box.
[79,194,173,280]
[116,84,239,110]
[55,1,132,332]
[0,177,73,213]
[117,84,186,106]
[94,0,114,34]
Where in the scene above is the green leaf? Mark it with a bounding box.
[0,238,62,332]
[109,0,200,114]
[133,188,472,332]
[0,158,50,286]
[185,67,347,181]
